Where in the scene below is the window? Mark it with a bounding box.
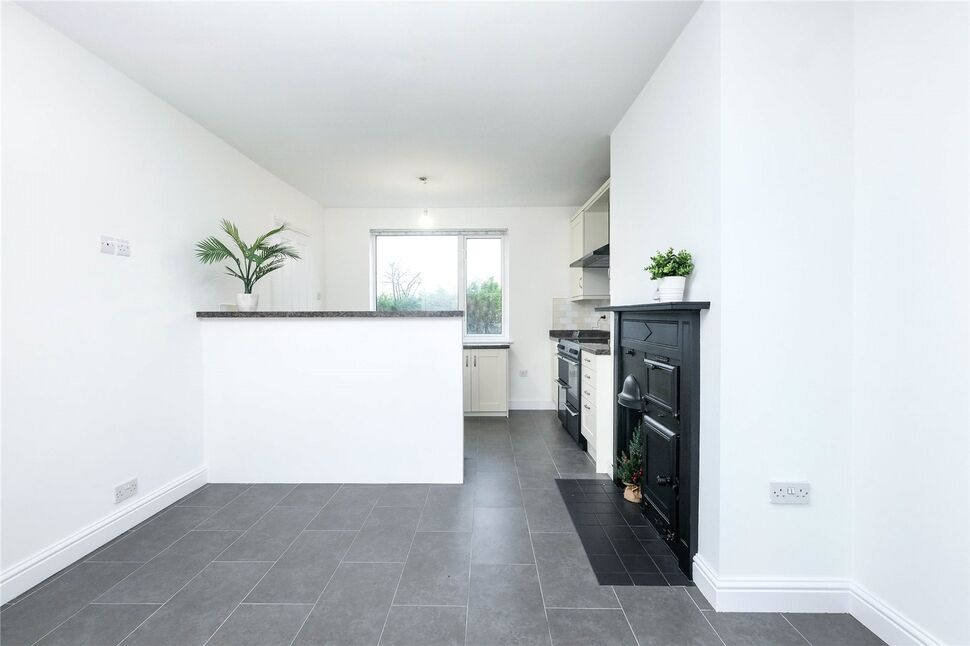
[372,230,509,339]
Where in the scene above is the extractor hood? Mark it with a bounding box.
[569,244,610,268]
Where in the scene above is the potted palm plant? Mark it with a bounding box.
[615,425,644,503]
[645,247,694,302]
[195,219,301,312]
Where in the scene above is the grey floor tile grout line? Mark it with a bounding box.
[697,594,730,646]
[22,482,260,646]
[376,487,431,645]
[390,603,468,608]
[463,504,474,646]
[782,613,816,646]
[2,483,252,611]
[286,485,351,646]
[202,486,316,646]
[522,461,556,646]
[684,585,706,612]
[209,484,300,563]
[109,484,297,646]
[612,586,642,646]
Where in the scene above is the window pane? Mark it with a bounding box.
[375,236,458,311]
[465,238,503,335]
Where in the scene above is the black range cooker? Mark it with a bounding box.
[556,339,583,445]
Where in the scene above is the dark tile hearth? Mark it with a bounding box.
[556,478,685,587]
[1,412,884,646]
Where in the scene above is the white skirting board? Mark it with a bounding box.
[0,466,207,604]
[692,556,940,645]
[509,400,556,410]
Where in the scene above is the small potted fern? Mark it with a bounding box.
[195,219,301,312]
[645,247,694,302]
[615,425,644,503]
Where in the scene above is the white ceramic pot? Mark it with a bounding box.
[657,276,687,303]
[236,293,259,312]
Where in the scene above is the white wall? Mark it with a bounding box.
[851,3,970,644]
[611,1,969,641]
[1,4,325,599]
[322,207,573,408]
[202,317,464,483]
[718,0,854,581]
[610,0,723,570]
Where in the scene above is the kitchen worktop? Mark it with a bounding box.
[463,343,511,349]
[197,310,464,318]
[548,329,610,341]
[576,342,610,355]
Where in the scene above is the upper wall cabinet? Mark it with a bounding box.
[570,180,610,300]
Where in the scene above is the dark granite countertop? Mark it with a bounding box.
[197,311,464,318]
[464,343,511,350]
[548,329,610,341]
[595,302,710,312]
[577,343,611,356]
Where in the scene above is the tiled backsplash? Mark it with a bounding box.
[552,298,611,331]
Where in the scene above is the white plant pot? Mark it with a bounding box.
[236,293,259,312]
[657,276,687,303]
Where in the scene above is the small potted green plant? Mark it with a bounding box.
[195,219,301,312]
[645,247,694,302]
[615,425,644,503]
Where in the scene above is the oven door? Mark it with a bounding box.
[558,354,580,409]
[557,380,581,443]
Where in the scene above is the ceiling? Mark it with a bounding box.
[23,1,700,208]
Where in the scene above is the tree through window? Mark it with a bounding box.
[373,231,507,338]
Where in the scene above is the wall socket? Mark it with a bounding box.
[769,482,810,504]
[519,369,529,378]
[114,478,138,504]
[101,236,131,257]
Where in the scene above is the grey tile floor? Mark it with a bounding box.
[1,412,885,646]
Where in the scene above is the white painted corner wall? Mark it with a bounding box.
[0,4,326,602]
[321,207,574,409]
[611,2,969,644]
[850,3,970,645]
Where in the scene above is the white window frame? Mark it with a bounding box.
[370,229,510,343]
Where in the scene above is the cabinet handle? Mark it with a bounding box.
[474,356,477,368]
[583,404,591,411]
[465,355,469,367]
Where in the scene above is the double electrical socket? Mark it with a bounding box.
[114,478,138,504]
[769,482,810,504]
[101,236,131,257]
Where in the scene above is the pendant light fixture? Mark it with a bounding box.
[418,177,432,228]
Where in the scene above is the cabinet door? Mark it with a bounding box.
[471,349,508,412]
[569,213,584,261]
[462,350,473,413]
[570,267,583,299]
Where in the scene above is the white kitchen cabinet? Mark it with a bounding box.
[463,351,473,412]
[550,340,560,405]
[581,349,615,476]
[570,207,609,258]
[570,267,610,301]
[463,347,508,416]
[569,180,610,301]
